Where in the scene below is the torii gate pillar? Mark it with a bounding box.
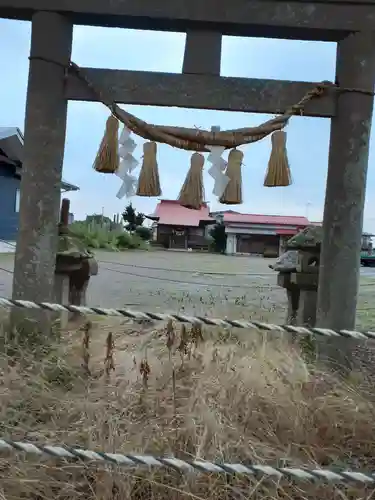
[317,31,375,330]
[12,12,73,304]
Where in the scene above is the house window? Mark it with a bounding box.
[15,189,20,213]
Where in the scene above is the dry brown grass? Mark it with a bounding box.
[0,319,375,499]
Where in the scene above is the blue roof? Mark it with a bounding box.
[0,127,79,192]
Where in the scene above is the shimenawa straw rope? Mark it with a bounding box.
[1,438,374,483]
[68,61,328,152]
[0,297,374,341]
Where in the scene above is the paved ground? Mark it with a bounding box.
[1,250,375,327]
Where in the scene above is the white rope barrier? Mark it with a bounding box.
[0,438,373,483]
[0,297,374,340]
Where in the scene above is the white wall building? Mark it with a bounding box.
[211,211,310,256]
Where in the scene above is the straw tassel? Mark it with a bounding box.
[178,153,205,210]
[136,142,161,197]
[264,130,292,187]
[93,115,119,174]
[219,149,243,205]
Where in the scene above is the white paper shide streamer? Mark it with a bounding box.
[116,127,138,199]
[207,126,229,198]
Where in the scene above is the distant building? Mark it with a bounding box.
[0,127,79,248]
[148,200,310,255]
[146,199,213,250]
[211,211,310,256]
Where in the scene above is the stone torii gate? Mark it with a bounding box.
[1,0,375,330]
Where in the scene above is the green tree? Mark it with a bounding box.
[122,203,145,232]
[135,212,145,227]
[210,222,227,254]
[135,226,152,241]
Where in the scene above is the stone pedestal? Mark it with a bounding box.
[277,273,300,325]
[290,272,318,327]
[54,256,98,324]
[276,245,320,328]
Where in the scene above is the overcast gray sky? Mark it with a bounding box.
[2,19,375,231]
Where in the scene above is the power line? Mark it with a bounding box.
[1,257,375,292]
[0,239,15,248]
[0,260,277,290]
[1,238,375,290]
[0,238,274,277]
[0,260,276,290]
[0,266,13,275]
[98,259,274,277]
[100,266,278,290]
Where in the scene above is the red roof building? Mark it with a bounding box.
[212,210,309,255]
[148,200,310,255]
[148,199,213,226]
[147,200,214,250]
[217,212,309,227]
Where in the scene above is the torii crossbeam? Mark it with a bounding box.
[0,0,374,330]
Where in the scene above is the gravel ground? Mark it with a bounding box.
[0,249,374,326]
[91,250,285,322]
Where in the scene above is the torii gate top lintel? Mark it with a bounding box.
[1,0,375,334]
[1,0,375,41]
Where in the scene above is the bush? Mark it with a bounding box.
[210,222,227,253]
[70,222,147,251]
[116,232,143,249]
[135,225,152,241]
[69,222,118,250]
